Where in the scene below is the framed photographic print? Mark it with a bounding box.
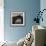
[11,11,25,26]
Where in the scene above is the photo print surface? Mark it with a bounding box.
[11,12,25,26]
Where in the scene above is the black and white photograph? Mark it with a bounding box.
[11,12,25,26]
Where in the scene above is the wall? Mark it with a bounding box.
[4,0,40,42]
[40,0,46,27]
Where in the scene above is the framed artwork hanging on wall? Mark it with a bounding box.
[11,11,25,26]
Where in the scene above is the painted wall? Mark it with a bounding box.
[4,0,40,42]
[40,0,46,27]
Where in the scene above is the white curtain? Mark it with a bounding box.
[0,0,4,42]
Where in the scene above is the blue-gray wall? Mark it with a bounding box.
[40,0,46,27]
[4,0,40,42]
